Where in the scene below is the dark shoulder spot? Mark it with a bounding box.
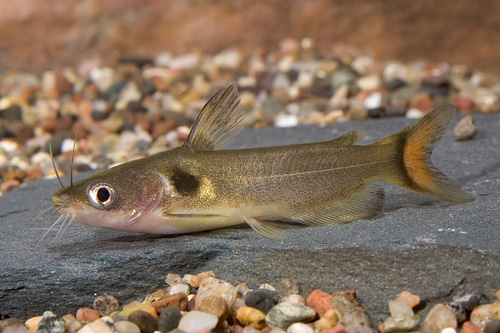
[171,169,200,196]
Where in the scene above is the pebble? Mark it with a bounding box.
[61,314,83,333]
[245,289,280,314]
[313,309,340,331]
[197,295,229,319]
[113,320,141,333]
[78,317,115,333]
[93,294,120,316]
[127,310,158,333]
[462,321,483,333]
[265,303,316,329]
[24,316,43,330]
[196,277,237,309]
[450,285,482,310]
[337,311,371,333]
[76,308,100,323]
[275,278,300,298]
[34,311,65,333]
[305,289,333,316]
[485,319,500,333]
[454,115,477,141]
[381,300,419,332]
[182,271,215,288]
[158,307,182,333]
[445,301,467,323]
[3,324,29,333]
[286,322,314,333]
[236,306,267,330]
[421,303,457,333]
[177,311,218,333]
[152,291,189,313]
[395,290,420,308]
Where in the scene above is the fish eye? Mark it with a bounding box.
[88,183,118,209]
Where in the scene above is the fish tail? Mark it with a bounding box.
[374,104,474,203]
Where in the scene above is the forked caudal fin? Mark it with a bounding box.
[374,104,474,203]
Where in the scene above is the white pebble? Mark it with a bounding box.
[275,114,298,128]
[0,139,20,154]
[363,92,382,109]
[282,294,305,305]
[259,283,276,291]
[389,300,414,317]
[9,156,30,172]
[243,326,261,333]
[441,328,457,333]
[170,283,190,295]
[178,311,218,333]
[78,317,115,333]
[357,74,381,91]
[196,277,237,308]
[287,322,314,333]
[406,108,424,119]
[61,138,76,153]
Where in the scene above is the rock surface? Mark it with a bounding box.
[1,114,500,326]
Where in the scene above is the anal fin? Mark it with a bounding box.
[296,183,385,226]
[245,217,285,238]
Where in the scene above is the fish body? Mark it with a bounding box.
[51,84,473,237]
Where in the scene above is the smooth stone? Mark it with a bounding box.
[93,294,120,316]
[313,309,340,331]
[331,70,357,91]
[245,289,280,314]
[462,321,483,333]
[24,316,43,330]
[114,320,141,333]
[364,91,383,109]
[286,322,314,333]
[197,295,229,319]
[305,290,333,316]
[158,307,182,333]
[266,303,316,329]
[61,314,83,333]
[386,78,406,91]
[236,306,267,330]
[337,311,371,333]
[357,75,381,91]
[182,271,215,288]
[441,328,457,333]
[454,115,477,141]
[485,319,500,333]
[177,311,218,333]
[76,308,100,323]
[152,292,189,313]
[128,310,158,333]
[78,317,115,333]
[0,319,25,331]
[169,283,190,295]
[114,303,156,318]
[331,295,358,316]
[382,313,419,332]
[242,325,261,333]
[34,311,65,333]
[281,295,305,306]
[421,304,457,333]
[196,277,237,309]
[409,92,434,114]
[2,324,28,333]
[388,300,414,317]
[395,291,420,308]
[276,278,300,298]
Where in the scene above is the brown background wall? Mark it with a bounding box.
[1,0,499,73]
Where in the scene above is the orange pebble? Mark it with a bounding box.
[395,290,420,308]
[123,301,142,310]
[305,289,334,316]
[462,321,483,333]
[25,316,43,329]
[139,305,158,319]
[76,307,100,322]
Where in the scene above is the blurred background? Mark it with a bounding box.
[1,0,500,72]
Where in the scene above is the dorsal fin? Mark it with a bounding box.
[329,130,365,145]
[183,83,243,151]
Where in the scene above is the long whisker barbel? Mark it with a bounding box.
[49,142,64,189]
[70,134,77,187]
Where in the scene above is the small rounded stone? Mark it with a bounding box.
[275,278,299,298]
[196,277,237,309]
[245,289,280,314]
[395,291,420,308]
[158,307,182,333]
[93,294,120,316]
[265,303,316,329]
[305,290,333,316]
[34,311,65,333]
[177,311,218,332]
[451,284,483,311]
[61,314,83,333]
[485,320,500,333]
[197,295,229,319]
[128,310,158,333]
[114,320,141,333]
[236,306,267,330]
[421,304,457,333]
[25,316,43,330]
[76,308,100,323]
[454,116,477,141]
[3,324,29,333]
[152,292,188,313]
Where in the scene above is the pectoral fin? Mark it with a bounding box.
[245,217,285,238]
[183,83,243,151]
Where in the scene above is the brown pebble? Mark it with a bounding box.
[421,303,457,333]
[152,292,188,313]
[151,119,178,139]
[197,295,229,319]
[76,307,100,323]
[454,115,477,141]
[236,306,266,330]
[61,314,83,333]
[25,166,44,182]
[0,180,21,193]
[93,294,120,316]
[187,294,197,311]
[409,92,434,114]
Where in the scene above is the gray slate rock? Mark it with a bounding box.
[1,114,500,325]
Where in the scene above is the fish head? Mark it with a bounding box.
[51,164,164,232]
